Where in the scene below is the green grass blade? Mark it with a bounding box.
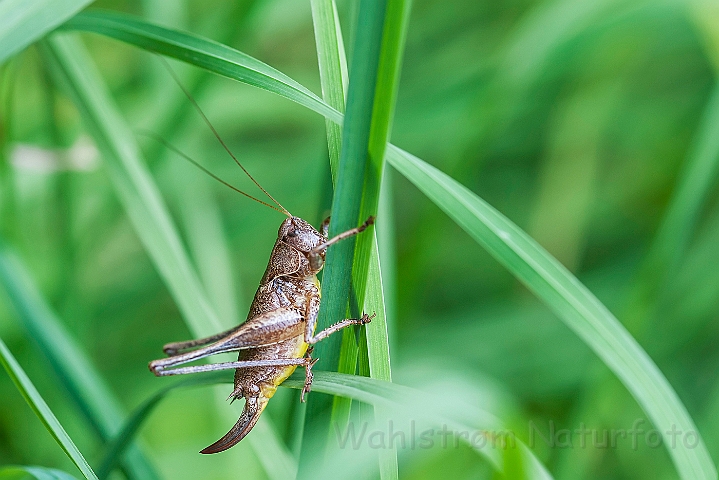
[309,0,359,438]
[0,0,93,64]
[311,0,349,177]
[310,6,402,477]
[60,11,340,124]
[311,0,387,379]
[41,34,294,480]
[354,0,409,381]
[0,243,159,480]
[345,0,410,365]
[62,11,343,123]
[362,234,391,383]
[376,168,398,358]
[301,1,389,474]
[0,466,78,480]
[42,34,222,337]
[360,234,396,480]
[310,0,396,430]
[0,337,98,480]
[385,145,717,480]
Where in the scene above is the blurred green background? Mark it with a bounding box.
[1,0,719,479]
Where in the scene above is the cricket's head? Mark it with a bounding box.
[278,217,327,273]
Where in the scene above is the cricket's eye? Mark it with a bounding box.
[286,230,297,238]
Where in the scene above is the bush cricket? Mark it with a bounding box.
[147,64,375,454]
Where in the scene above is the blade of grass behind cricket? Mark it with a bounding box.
[0,243,159,480]
[0,336,98,480]
[142,3,246,326]
[40,34,294,480]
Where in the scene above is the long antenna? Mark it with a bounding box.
[159,56,292,217]
[139,130,286,215]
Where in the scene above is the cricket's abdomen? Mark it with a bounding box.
[233,334,308,400]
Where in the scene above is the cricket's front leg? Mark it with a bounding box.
[303,295,375,346]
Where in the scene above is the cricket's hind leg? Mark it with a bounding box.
[150,356,313,376]
[161,325,242,356]
[149,307,304,375]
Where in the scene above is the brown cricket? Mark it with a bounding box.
[146,63,374,454]
[149,212,374,454]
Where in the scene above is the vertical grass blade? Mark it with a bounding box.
[309,2,404,477]
[347,1,410,372]
[311,0,349,176]
[315,0,387,372]
[386,145,717,480]
[0,0,93,64]
[345,5,410,478]
[302,0,388,449]
[360,234,395,480]
[354,0,410,378]
[0,243,159,480]
[310,0,360,436]
[376,168,398,357]
[0,336,98,480]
